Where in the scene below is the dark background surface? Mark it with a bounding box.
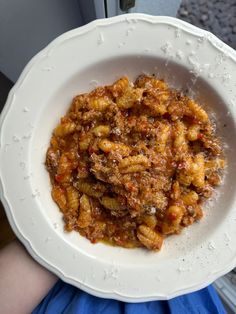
[177,0,236,49]
[0,74,14,248]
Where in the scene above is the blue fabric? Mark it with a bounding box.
[32,280,226,314]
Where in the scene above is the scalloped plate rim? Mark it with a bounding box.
[1,13,236,302]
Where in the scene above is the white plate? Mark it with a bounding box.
[1,14,236,302]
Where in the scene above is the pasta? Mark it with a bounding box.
[46,75,225,251]
[137,225,163,250]
[74,180,106,198]
[54,119,76,137]
[88,97,111,111]
[77,194,92,228]
[98,139,131,156]
[92,125,110,137]
[52,186,67,212]
[66,186,80,214]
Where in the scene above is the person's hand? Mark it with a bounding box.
[0,240,58,314]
